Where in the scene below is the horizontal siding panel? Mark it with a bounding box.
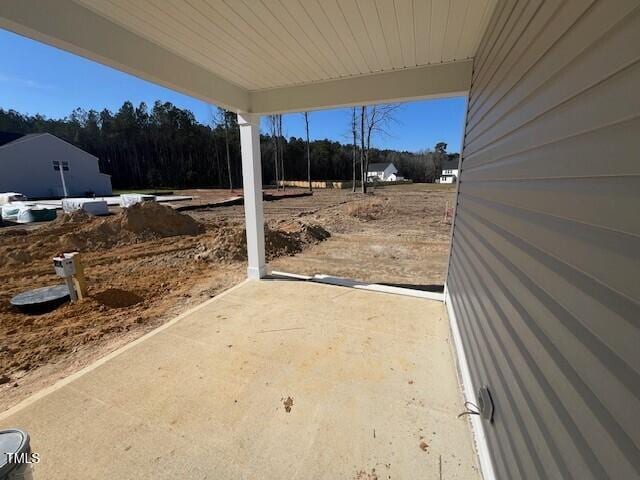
[452,225,639,478]
[448,0,640,477]
[457,196,640,374]
[469,0,516,92]
[462,116,640,180]
[450,245,604,478]
[468,0,612,132]
[466,0,564,124]
[460,176,640,236]
[464,56,640,165]
[469,0,542,104]
[466,5,640,153]
[449,248,604,478]
[457,191,640,303]
[449,270,555,479]
[457,211,640,408]
[467,0,637,133]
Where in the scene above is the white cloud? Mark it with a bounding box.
[0,73,55,90]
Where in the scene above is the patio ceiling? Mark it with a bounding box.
[0,0,496,113]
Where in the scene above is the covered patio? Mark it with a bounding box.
[1,0,638,478]
[0,280,479,479]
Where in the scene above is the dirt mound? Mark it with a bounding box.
[118,202,203,237]
[52,209,91,226]
[94,288,143,308]
[194,220,330,262]
[346,198,389,221]
[4,250,32,266]
[59,203,204,251]
[0,203,205,268]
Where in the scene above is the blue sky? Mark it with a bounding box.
[0,29,466,153]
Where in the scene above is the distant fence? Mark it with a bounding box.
[279,179,413,189]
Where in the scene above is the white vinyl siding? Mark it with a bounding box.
[448,1,640,478]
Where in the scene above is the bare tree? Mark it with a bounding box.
[360,104,401,193]
[360,106,366,193]
[208,106,222,186]
[277,115,285,190]
[351,107,358,192]
[303,111,312,192]
[268,115,279,189]
[217,107,233,191]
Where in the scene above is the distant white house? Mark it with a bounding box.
[0,132,112,198]
[437,156,460,184]
[367,162,402,181]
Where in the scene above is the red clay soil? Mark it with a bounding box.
[0,203,328,410]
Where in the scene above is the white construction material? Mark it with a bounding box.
[1,203,22,221]
[0,192,27,205]
[1,202,56,223]
[61,198,109,216]
[120,193,156,208]
[33,195,191,209]
[238,113,267,279]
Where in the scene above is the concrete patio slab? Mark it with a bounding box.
[0,280,480,479]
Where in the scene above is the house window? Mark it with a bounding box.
[53,161,69,171]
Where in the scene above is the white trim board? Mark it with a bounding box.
[250,61,472,114]
[444,284,497,480]
[270,271,444,301]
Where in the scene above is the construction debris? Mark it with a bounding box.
[1,203,57,224]
[61,199,109,216]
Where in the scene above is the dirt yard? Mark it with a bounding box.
[193,183,456,286]
[0,183,454,411]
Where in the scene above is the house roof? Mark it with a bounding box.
[367,162,395,172]
[0,132,100,163]
[0,132,47,150]
[441,156,460,171]
[0,131,24,147]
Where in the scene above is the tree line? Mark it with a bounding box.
[0,101,458,190]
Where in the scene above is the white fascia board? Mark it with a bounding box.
[249,60,473,114]
[0,0,250,112]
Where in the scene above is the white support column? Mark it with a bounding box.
[237,113,267,279]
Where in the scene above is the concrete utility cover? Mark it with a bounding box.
[10,284,70,312]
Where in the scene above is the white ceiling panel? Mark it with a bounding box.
[73,0,496,91]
